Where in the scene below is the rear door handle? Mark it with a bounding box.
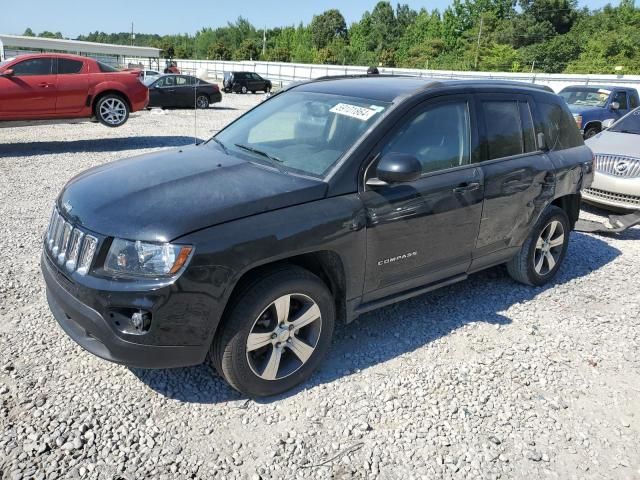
[453,182,480,193]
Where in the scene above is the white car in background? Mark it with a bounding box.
[140,70,161,85]
[584,107,640,211]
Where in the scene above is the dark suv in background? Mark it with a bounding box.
[223,71,272,94]
[42,77,593,397]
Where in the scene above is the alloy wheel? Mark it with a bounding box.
[246,293,322,381]
[99,98,127,126]
[196,96,209,108]
[533,220,565,276]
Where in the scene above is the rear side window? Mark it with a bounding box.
[630,94,639,109]
[537,101,584,150]
[482,101,536,160]
[12,58,54,76]
[98,62,119,72]
[58,59,83,74]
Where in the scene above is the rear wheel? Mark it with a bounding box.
[507,205,570,286]
[95,94,129,127]
[209,266,335,397]
[241,85,248,94]
[265,84,272,93]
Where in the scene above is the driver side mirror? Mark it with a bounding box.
[367,153,422,186]
[610,101,620,111]
[602,118,615,129]
[0,69,14,77]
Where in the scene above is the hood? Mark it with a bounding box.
[59,143,327,242]
[585,130,640,158]
[567,104,604,115]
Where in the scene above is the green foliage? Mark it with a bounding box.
[30,0,640,74]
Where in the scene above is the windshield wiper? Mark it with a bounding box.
[234,143,286,174]
[211,137,230,155]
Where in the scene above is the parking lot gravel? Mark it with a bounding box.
[1,92,639,480]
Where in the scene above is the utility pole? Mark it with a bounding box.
[262,27,266,57]
[531,60,536,73]
[130,22,135,46]
[474,15,483,70]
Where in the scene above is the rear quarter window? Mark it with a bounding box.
[536,101,584,151]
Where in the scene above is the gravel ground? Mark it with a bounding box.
[1,93,639,480]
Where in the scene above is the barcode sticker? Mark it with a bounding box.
[330,103,379,121]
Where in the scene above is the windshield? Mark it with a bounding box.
[214,91,390,177]
[609,108,640,135]
[559,88,611,108]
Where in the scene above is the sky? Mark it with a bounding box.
[0,0,617,38]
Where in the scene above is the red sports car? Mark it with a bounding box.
[0,53,149,127]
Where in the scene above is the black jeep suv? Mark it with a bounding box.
[42,77,593,397]
[223,71,272,94]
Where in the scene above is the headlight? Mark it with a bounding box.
[105,239,193,277]
[573,114,583,129]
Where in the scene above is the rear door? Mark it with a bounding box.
[360,94,484,301]
[0,57,56,118]
[55,57,89,115]
[471,93,555,271]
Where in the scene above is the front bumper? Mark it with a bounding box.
[42,254,208,369]
[582,172,640,210]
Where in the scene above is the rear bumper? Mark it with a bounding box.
[42,254,207,369]
[211,91,222,103]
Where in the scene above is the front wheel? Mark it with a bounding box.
[507,205,570,286]
[209,267,335,397]
[196,95,209,109]
[241,85,248,94]
[584,126,600,139]
[95,95,129,127]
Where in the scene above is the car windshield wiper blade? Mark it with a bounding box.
[211,137,230,154]
[234,143,286,173]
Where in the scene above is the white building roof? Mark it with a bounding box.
[0,34,160,58]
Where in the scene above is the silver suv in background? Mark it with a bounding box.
[584,107,640,211]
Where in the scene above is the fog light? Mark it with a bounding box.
[131,310,151,332]
[109,308,152,335]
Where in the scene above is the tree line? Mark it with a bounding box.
[22,0,640,74]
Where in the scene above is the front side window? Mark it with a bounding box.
[156,76,175,87]
[613,91,628,109]
[382,101,470,174]
[58,59,84,74]
[215,91,389,177]
[609,108,640,135]
[537,101,584,150]
[12,58,53,76]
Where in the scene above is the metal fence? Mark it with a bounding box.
[125,58,640,94]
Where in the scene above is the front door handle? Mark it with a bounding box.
[39,82,52,88]
[453,182,480,194]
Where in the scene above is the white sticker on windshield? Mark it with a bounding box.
[597,89,612,95]
[330,103,379,121]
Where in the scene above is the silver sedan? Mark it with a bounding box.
[584,107,640,211]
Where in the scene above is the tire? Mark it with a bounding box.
[584,126,599,139]
[251,90,256,94]
[95,94,129,127]
[265,85,271,93]
[209,266,335,397]
[196,95,209,109]
[241,85,248,94]
[507,205,570,286]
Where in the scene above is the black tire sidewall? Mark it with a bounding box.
[222,271,335,397]
[524,208,570,286]
[584,127,599,139]
[96,95,129,127]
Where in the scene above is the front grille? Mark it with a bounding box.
[594,154,640,178]
[45,207,98,275]
[584,188,640,207]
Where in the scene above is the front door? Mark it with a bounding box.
[0,57,57,119]
[472,93,555,268]
[55,57,89,115]
[150,76,178,107]
[611,90,630,119]
[360,95,484,302]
